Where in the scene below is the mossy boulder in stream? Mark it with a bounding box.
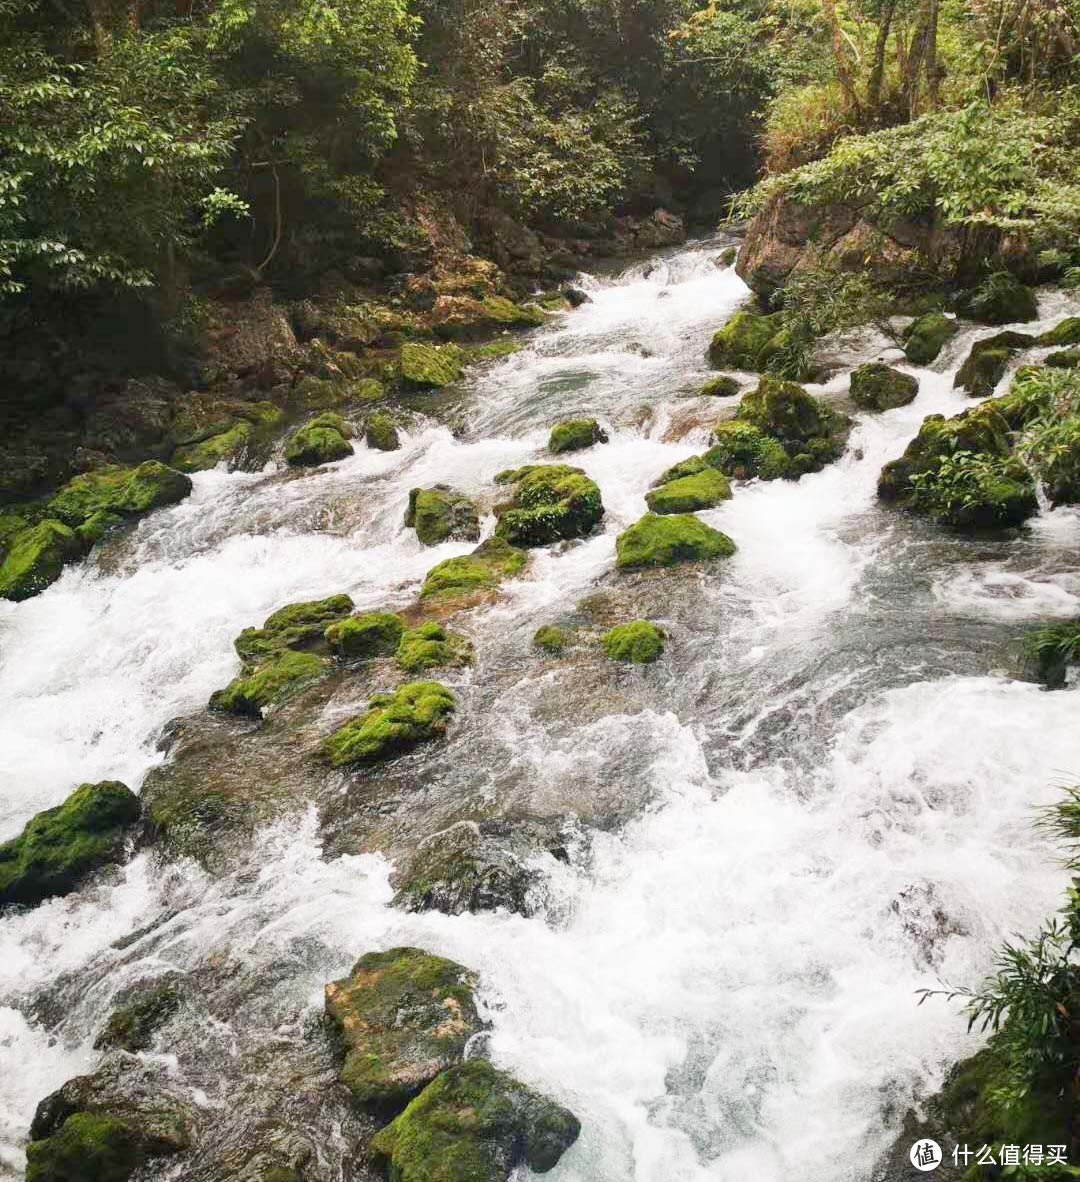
[366,412,401,451]
[645,467,731,513]
[548,418,608,454]
[209,649,329,716]
[324,947,482,1106]
[1046,348,1080,369]
[956,274,1038,324]
[321,682,456,767]
[0,781,139,908]
[284,413,354,467]
[171,400,283,473]
[420,537,527,601]
[616,513,736,569]
[707,310,783,370]
[1040,317,1080,347]
[94,978,184,1053]
[326,611,405,659]
[704,420,788,482]
[737,376,849,467]
[700,375,740,398]
[405,486,480,545]
[903,312,958,365]
[602,620,665,663]
[400,342,466,388]
[849,363,918,410]
[48,461,192,527]
[0,519,80,601]
[233,594,354,663]
[369,1059,580,1182]
[493,464,603,547]
[396,622,474,673]
[954,332,1036,397]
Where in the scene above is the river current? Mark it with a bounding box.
[2,240,1080,1180]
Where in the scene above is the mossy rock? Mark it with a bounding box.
[326,611,405,659]
[75,510,123,549]
[0,781,139,907]
[849,363,919,411]
[1046,348,1080,369]
[956,275,1038,325]
[602,620,665,663]
[48,461,192,528]
[25,1111,144,1182]
[366,412,400,452]
[652,456,709,486]
[173,420,255,473]
[533,625,570,654]
[717,246,737,268]
[0,519,80,602]
[903,312,958,365]
[954,332,1036,398]
[0,513,27,557]
[700,375,739,398]
[420,537,527,601]
[704,422,791,481]
[467,340,525,362]
[433,295,545,340]
[1040,317,1080,347]
[400,343,466,389]
[615,513,736,570]
[405,487,480,545]
[233,594,354,663]
[321,681,456,767]
[171,394,282,447]
[94,980,183,1053]
[324,946,483,1107]
[493,464,604,547]
[548,418,608,454]
[396,622,474,673]
[645,467,731,514]
[370,1059,580,1182]
[209,649,330,716]
[707,310,783,371]
[737,376,847,461]
[285,413,354,467]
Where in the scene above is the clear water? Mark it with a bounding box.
[2,241,1080,1180]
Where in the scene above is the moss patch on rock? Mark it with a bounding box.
[602,620,665,663]
[94,980,183,1053]
[533,625,571,654]
[365,412,401,451]
[548,418,608,454]
[209,649,330,716]
[903,312,957,365]
[652,455,709,486]
[616,513,736,569]
[707,309,783,371]
[957,275,1038,325]
[326,611,405,659]
[0,519,80,602]
[700,375,740,397]
[396,622,474,673]
[954,332,1036,397]
[405,487,480,545]
[233,594,354,663]
[849,363,919,410]
[48,461,192,527]
[321,681,456,766]
[0,780,139,907]
[1040,317,1080,347]
[420,537,527,601]
[645,467,731,513]
[493,464,603,547]
[285,413,354,467]
[400,342,466,388]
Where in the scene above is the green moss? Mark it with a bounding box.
[405,487,480,545]
[700,375,740,398]
[209,649,329,716]
[849,363,919,410]
[94,982,182,1053]
[396,622,474,673]
[0,518,80,601]
[533,625,570,654]
[233,593,354,662]
[433,296,545,340]
[548,418,608,454]
[645,467,732,514]
[903,312,958,365]
[1046,348,1080,369]
[467,340,525,362]
[1040,317,1080,347]
[954,333,1036,397]
[652,456,709,486]
[366,412,400,451]
[25,1112,142,1182]
[321,681,456,766]
[957,275,1038,325]
[717,246,737,267]
[615,513,736,569]
[738,376,839,449]
[400,342,466,388]
[0,513,26,557]
[75,510,123,549]
[326,611,405,659]
[285,413,354,467]
[704,422,791,480]
[171,402,281,472]
[420,537,527,601]
[0,780,139,907]
[48,461,192,528]
[707,309,783,370]
[325,947,482,1107]
[369,1059,580,1182]
[494,464,604,547]
[602,620,665,663]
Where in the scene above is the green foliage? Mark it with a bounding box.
[1022,621,1080,688]
[1015,368,1080,506]
[907,448,1036,527]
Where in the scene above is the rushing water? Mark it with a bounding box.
[2,240,1080,1181]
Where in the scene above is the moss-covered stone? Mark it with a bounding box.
[369,1059,580,1182]
[396,622,473,673]
[1040,317,1080,347]
[957,275,1038,325]
[737,376,848,463]
[0,781,139,907]
[493,464,603,547]
[405,487,480,545]
[533,625,570,654]
[707,310,783,370]
[0,513,27,556]
[75,510,123,549]
[325,611,405,659]
[548,418,608,454]
[602,620,665,663]
[324,947,483,1107]
[233,594,354,663]
[420,537,527,601]
[615,513,736,569]
[0,519,80,602]
[432,295,545,339]
[703,422,791,481]
[400,342,466,388]
[366,412,400,452]
[1046,348,1080,369]
[954,332,1036,397]
[652,456,708,486]
[94,980,183,1053]
[321,682,456,766]
[849,363,919,411]
[173,420,255,473]
[700,375,740,398]
[645,467,731,514]
[209,649,330,716]
[284,413,354,467]
[903,312,958,365]
[717,246,737,268]
[25,1111,143,1182]
[48,461,192,528]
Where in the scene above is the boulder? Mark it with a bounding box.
[369,1059,580,1182]
[209,650,329,716]
[602,620,665,663]
[1040,317,1080,347]
[325,611,405,659]
[0,781,139,908]
[171,398,284,473]
[548,419,608,454]
[652,456,709,486]
[615,513,736,569]
[956,275,1038,325]
[395,622,474,673]
[365,412,400,452]
[954,332,1036,397]
[431,295,544,340]
[849,363,919,410]
[700,375,740,397]
[400,343,466,389]
[716,246,737,268]
[405,486,480,545]
[645,468,731,514]
[903,312,958,365]
[233,594,354,663]
[493,465,604,547]
[48,461,191,527]
[325,947,482,1106]
[284,413,354,467]
[704,422,790,480]
[707,310,783,371]
[563,286,591,307]
[420,537,527,601]
[1046,348,1080,369]
[0,519,80,602]
[321,682,456,767]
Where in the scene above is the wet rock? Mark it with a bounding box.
[1040,317,1080,347]
[0,781,139,908]
[0,518,80,602]
[602,620,665,663]
[533,625,571,654]
[324,947,483,1106]
[704,422,790,480]
[956,275,1038,324]
[645,467,731,514]
[284,413,354,467]
[430,295,544,340]
[548,418,608,454]
[652,455,709,486]
[716,246,737,268]
[396,622,473,673]
[326,611,405,659]
[1046,348,1080,369]
[493,464,604,547]
[369,1059,580,1182]
[365,412,400,452]
[562,286,590,307]
[210,650,330,717]
[321,681,456,767]
[234,594,354,663]
[48,460,192,527]
[849,363,919,411]
[615,513,736,569]
[420,537,527,602]
[94,976,185,1052]
[707,309,783,371]
[902,312,958,366]
[405,486,480,545]
[171,398,284,473]
[400,342,466,389]
[954,331,1036,397]
[700,375,739,397]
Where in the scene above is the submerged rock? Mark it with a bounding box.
[326,611,405,659]
[321,681,456,767]
[324,947,482,1106]
[645,467,731,514]
[548,418,608,454]
[420,537,527,601]
[284,413,354,467]
[707,309,783,371]
[602,620,665,663]
[954,332,1036,397]
[849,363,919,410]
[0,781,139,908]
[493,464,604,547]
[0,519,80,602]
[405,486,480,545]
[1046,348,1080,369]
[370,1059,580,1182]
[396,622,474,673]
[94,977,185,1053]
[615,513,736,569]
[903,312,957,365]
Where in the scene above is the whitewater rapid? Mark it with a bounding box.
[2,242,1080,1180]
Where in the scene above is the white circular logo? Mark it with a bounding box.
[909,1139,942,1172]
